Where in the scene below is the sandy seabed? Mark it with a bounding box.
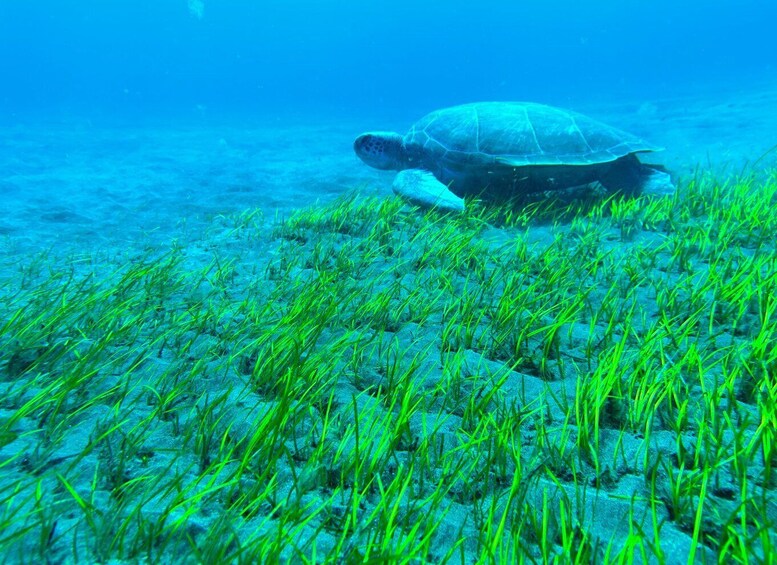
[1,79,776,261]
[0,80,776,563]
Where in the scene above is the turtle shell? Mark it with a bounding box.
[404,102,659,168]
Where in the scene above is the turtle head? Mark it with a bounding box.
[354,132,408,170]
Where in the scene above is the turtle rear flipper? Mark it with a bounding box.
[637,165,675,196]
[392,169,465,212]
[600,155,676,197]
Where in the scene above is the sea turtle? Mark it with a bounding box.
[354,102,674,211]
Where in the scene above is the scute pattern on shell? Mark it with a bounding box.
[404,102,659,167]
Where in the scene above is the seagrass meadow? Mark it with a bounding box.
[0,172,776,564]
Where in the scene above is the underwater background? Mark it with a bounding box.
[1,1,777,563]
[2,0,776,117]
[1,0,776,252]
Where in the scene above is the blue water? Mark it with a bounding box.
[1,0,776,259]
[1,4,777,561]
[1,0,774,118]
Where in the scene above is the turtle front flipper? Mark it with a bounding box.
[392,170,465,212]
